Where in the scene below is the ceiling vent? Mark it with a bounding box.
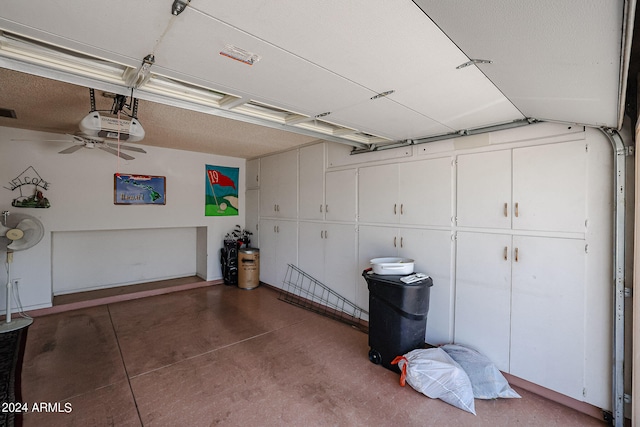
[0,108,17,119]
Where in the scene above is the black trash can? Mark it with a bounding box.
[362,269,433,372]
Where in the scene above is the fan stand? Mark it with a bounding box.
[0,250,33,333]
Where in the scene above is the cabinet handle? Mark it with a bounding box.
[503,246,508,261]
[394,203,397,215]
[394,236,397,247]
[514,202,519,217]
[400,237,404,248]
[515,247,519,262]
[504,203,508,217]
[400,204,404,215]
[320,204,323,213]
[325,204,328,213]
[320,230,323,238]
[325,230,328,239]
[274,204,277,212]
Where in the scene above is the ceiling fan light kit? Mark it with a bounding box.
[0,211,44,333]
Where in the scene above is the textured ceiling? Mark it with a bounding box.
[0,68,319,159]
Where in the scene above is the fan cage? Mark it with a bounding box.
[278,264,368,331]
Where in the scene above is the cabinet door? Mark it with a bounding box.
[246,159,260,189]
[245,189,259,248]
[357,225,398,309]
[299,144,325,220]
[399,158,452,226]
[259,151,298,218]
[259,155,279,217]
[454,232,512,371]
[512,141,586,233]
[457,150,512,229]
[274,220,298,289]
[259,219,278,285]
[274,150,299,218]
[325,169,357,222]
[324,223,357,305]
[297,222,325,282]
[398,228,453,344]
[510,236,586,399]
[358,164,399,223]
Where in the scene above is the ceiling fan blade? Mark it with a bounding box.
[98,145,135,160]
[12,138,78,142]
[59,144,85,154]
[65,134,90,143]
[105,142,147,153]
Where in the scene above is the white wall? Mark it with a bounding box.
[0,126,245,312]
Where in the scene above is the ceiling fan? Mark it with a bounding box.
[57,88,147,160]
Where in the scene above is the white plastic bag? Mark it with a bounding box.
[441,344,521,400]
[392,348,476,415]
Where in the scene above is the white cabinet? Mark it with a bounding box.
[457,140,587,233]
[358,225,453,344]
[454,231,512,371]
[358,164,397,223]
[245,189,259,248]
[246,158,260,189]
[260,150,298,218]
[359,158,452,226]
[512,142,586,233]
[325,169,357,222]
[510,235,586,400]
[258,219,297,288]
[454,231,587,397]
[299,144,325,220]
[298,222,356,303]
[457,150,512,229]
[398,157,452,227]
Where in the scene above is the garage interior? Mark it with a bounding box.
[0,1,639,425]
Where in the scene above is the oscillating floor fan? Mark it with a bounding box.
[0,211,44,333]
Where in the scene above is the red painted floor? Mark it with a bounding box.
[20,285,605,426]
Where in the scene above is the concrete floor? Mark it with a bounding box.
[19,284,606,426]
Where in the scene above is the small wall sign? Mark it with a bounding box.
[114,173,166,205]
[205,165,238,216]
[3,166,51,208]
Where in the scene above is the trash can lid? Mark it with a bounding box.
[362,270,433,287]
[239,247,259,254]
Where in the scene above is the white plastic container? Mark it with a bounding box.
[370,257,415,275]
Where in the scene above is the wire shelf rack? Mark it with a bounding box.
[279,264,368,330]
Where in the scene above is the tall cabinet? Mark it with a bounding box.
[258,150,299,287]
[454,139,588,400]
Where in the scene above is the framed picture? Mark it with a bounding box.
[114,173,166,205]
[205,165,238,216]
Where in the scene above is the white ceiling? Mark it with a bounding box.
[0,0,631,158]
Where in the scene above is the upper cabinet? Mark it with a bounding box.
[246,158,260,189]
[259,150,298,218]
[511,141,586,233]
[325,169,357,222]
[456,140,587,233]
[358,157,452,226]
[457,150,512,229]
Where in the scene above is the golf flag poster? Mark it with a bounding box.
[205,165,239,216]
